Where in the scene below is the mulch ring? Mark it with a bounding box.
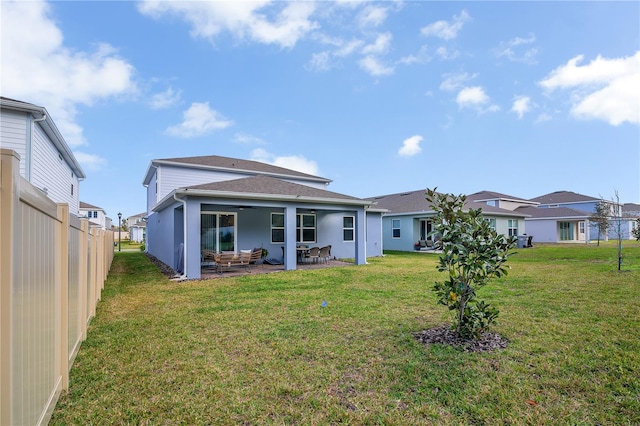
[413,324,509,353]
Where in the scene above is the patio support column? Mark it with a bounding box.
[284,206,297,270]
[354,207,366,265]
[184,200,201,279]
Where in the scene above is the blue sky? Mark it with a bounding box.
[2,1,639,220]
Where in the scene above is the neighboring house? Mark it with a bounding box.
[523,190,631,242]
[366,189,529,252]
[128,212,147,243]
[79,201,109,229]
[0,97,85,214]
[515,206,592,243]
[143,155,384,279]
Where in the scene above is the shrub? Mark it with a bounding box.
[426,188,516,340]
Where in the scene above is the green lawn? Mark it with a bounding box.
[51,242,640,425]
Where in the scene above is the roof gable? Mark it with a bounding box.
[530,190,600,204]
[367,189,529,217]
[145,154,330,185]
[183,175,361,202]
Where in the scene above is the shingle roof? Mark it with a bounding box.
[366,189,528,217]
[467,190,533,203]
[80,201,103,210]
[515,206,591,219]
[183,175,366,203]
[157,155,330,182]
[530,190,600,204]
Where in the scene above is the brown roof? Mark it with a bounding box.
[80,201,103,210]
[157,155,330,182]
[183,175,366,203]
[515,206,591,219]
[530,190,600,204]
[467,190,534,203]
[366,189,528,217]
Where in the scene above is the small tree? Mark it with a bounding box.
[591,200,610,246]
[426,189,516,340]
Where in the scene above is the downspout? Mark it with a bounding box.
[29,112,47,182]
[174,192,188,279]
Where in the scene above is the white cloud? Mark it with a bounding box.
[440,72,477,92]
[250,148,319,175]
[535,113,552,123]
[307,51,332,72]
[362,32,392,55]
[165,102,233,138]
[398,135,423,157]
[359,56,394,76]
[399,45,431,65]
[456,86,500,113]
[357,5,388,28]
[138,1,318,49]
[1,0,137,147]
[149,87,182,109]
[420,10,470,40]
[511,96,531,119]
[73,151,107,171]
[539,52,640,125]
[495,33,538,64]
[233,133,266,145]
[435,46,460,61]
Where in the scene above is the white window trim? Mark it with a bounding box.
[343,215,355,242]
[392,219,401,239]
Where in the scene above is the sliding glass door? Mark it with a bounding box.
[201,212,236,253]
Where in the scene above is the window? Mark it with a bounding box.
[507,219,518,237]
[297,214,316,243]
[202,212,237,252]
[392,219,401,238]
[559,222,573,241]
[270,213,317,243]
[271,213,285,243]
[71,184,74,196]
[93,211,98,218]
[579,221,585,235]
[485,218,496,230]
[343,216,354,241]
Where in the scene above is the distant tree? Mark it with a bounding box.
[607,191,624,271]
[426,188,516,340]
[590,200,610,246]
[121,219,128,232]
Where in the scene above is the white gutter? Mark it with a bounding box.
[173,192,188,280]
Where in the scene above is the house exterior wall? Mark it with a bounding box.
[146,205,182,272]
[521,220,558,243]
[1,108,80,214]
[146,170,158,212]
[381,215,416,251]
[0,109,28,177]
[538,202,596,213]
[366,212,384,257]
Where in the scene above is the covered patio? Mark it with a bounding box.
[200,258,354,279]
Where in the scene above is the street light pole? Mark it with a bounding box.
[118,212,122,252]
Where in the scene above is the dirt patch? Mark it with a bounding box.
[413,324,509,353]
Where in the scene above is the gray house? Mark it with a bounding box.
[367,189,529,252]
[518,190,632,242]
[143,155,384,279]
[0,97,85,214]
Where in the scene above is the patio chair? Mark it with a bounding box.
[307,246,320,264]
[319,245,331,263]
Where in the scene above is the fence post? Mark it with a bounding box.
[79,219,89,340]
[57,204,70,391]
[0,149,19,426]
